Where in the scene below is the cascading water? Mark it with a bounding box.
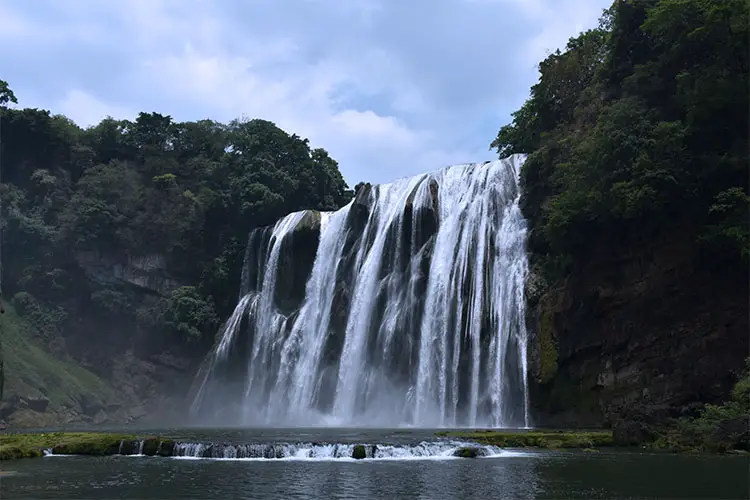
[191,156,530,428]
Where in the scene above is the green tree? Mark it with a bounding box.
[0,78,354,358]
[492,0,749,276]
[0,79,17,106]
[138,286,220,344]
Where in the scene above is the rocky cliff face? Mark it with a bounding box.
[74,250,183,294]
[525,225,749,428]
[0,250,196,429]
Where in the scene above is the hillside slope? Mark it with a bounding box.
[0,301,119,426]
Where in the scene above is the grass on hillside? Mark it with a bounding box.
[0,301,115,415]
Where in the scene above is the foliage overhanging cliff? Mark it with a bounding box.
[0,80,353,424]
[493,0,748,426]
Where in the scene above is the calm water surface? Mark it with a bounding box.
[1,428,747,499]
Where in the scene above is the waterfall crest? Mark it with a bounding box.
[192,156,530,428]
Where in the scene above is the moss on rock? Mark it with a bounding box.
[141,437,160,456]
[0,432,174,460]
[538,299,559,384]
[453,446,485,458]
[158,439,176,457]
[119,439,140,455]
[1,432,136,459]
[436,429,613,449]
[351,444,367,459]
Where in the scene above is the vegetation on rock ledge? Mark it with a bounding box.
[0,432,180,460]
[436,430,614,449]
[1,432,134,460]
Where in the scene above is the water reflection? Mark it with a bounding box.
[2,449,747,499]
[3,454,545,499]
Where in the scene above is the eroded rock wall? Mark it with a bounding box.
[526,226,749,428]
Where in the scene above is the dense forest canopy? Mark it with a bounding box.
[0,84,353,350]
[492,0,748,279]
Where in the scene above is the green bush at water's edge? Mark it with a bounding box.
[647,359,750,453]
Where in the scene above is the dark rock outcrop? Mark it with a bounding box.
[20,395,50,413]
[274,211,323,315]
[453,446,486,458]
[526,226,749,428]
[351,444,367,459]
[74,251,182,295]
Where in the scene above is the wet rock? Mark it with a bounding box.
[141,437,160,456]
[453,446,485,458]
[351,444,367,459]
[119,439,141,455]
[157,439,176,457]
[346,183,373,237]
[242,227,274,293]
[274,211,323,315]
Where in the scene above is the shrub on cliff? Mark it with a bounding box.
[10,292,66,344]
[137,286,220,345]
[492,0,749,279]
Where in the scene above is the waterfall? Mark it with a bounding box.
[192,156,530,428]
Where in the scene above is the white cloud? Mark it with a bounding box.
[519,0,608,66]
[56,90,135,128]
[1,0,611,185]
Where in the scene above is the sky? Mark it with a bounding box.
[0,0,611,186]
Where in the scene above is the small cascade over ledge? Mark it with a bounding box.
[191,156,530,428]
[44,438,528,461]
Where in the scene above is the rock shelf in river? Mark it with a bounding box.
[0,430,620,461]
[0,432,493,460]
[434,430,615,449]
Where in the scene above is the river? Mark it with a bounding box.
[1,428,747,499]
